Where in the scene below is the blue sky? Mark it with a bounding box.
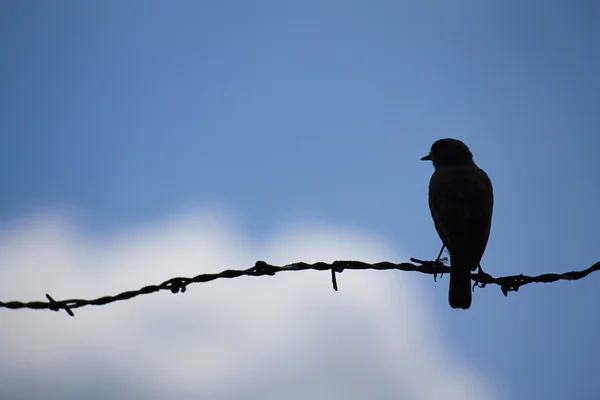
[1,1,599,399]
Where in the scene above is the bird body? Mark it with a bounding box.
[422,139,493,309]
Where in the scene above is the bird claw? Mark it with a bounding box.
[473,264,490,290]
[433,258,448,282]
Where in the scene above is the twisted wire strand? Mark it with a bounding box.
[1,258,598,316]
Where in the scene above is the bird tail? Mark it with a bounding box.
[448,263,472,309]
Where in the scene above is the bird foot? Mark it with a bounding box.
[472,264,492,290]
[433,257,448,282]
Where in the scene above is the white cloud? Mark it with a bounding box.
[0,208,497,400]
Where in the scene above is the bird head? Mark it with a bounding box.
[421,138,474,167]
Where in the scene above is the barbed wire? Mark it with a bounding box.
[1,258,598,317]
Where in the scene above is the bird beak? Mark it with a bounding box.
[421,154,433,161]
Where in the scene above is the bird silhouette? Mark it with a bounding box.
[422,139,494,309]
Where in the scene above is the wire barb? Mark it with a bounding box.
[45,293,75,317]
[1,259,598,316]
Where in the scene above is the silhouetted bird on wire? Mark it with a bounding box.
[422,139,494,309]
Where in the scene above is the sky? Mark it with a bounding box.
[0,1,599,399]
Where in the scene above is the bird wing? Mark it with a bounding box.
[429,165,494,270]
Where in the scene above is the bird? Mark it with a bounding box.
[421,139,494,309]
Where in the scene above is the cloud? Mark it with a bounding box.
[0,208,497,400]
